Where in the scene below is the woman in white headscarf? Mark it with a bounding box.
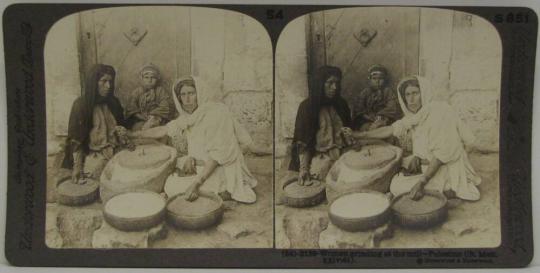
[347,75,481,201]
[129,76,264,203]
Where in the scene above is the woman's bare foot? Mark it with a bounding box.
[218,191,232,201]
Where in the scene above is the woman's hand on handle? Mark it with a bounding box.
[408,176,427,201]
[182,156,197,175]
[297,168,313,186]
[71,165,82,184]
[184,179,201,202]
[71,149,84,184]
[184,158,219,201]
[297,148,313,186]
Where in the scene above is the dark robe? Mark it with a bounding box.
[288,97,351,172]
[61,64,126,169]
[288,66,353,172]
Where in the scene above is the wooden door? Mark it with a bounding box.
[77,6,191,106]
[307,7,420,116]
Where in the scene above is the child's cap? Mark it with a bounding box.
[140,63,161,79]
[368,64,387,76]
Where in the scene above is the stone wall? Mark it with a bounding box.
[191,8,273,143]
[419,9,501,152]
[275,8,502,154]
[44,14,81,154]
[275,16,309,159]
[45,7,273,153]
[45,7,501,155]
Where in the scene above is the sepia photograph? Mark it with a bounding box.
[2,1,538,268]
[275,7,502,249]
[44,6,274,249]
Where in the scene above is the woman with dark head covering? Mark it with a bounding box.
[62,64,128,183]
[289,65,352,185]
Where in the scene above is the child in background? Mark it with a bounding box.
[126,63,174,130]
[352,64,402,131]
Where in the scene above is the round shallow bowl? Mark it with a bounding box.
[103,191,166,231]
[341,145,396,170]
[391,190,448,229]
[283,178,326,208]
[166,191,224,230]
[328,191,391,231]
[56,178,99,206]
[163,174,197,198]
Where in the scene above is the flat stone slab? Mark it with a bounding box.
[275,210,291,248]
[217,220,265,239]
[57,207,103,248]
[283,209,329,248]
[319,222,393,249]
[442,218,489,237]
[468,152,499,173]
[46,204,63,248]
[92,221,168,248]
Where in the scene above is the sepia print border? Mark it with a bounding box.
[3,3,536,268]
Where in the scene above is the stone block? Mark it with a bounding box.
[442,219,489,237]
[276,87,305,140]
[245,155,273,177]
[217,220,264,239]
[92,221,167,248]
[319,222,393,249]
[468,152,499,173]
[57,207,103,248]
[275,210,291,249]
[223,91,272,136]
[45,204,63,248]
[223,14,272,92]
[283,210,329,248]
[450,90,499,152]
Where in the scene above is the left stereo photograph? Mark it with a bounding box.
[44,6,274,249]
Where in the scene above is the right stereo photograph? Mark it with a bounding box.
[274,7,501,249]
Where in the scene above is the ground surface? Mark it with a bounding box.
[46,146,500,249]
[46,152,273,248]
[275,152,501,249]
